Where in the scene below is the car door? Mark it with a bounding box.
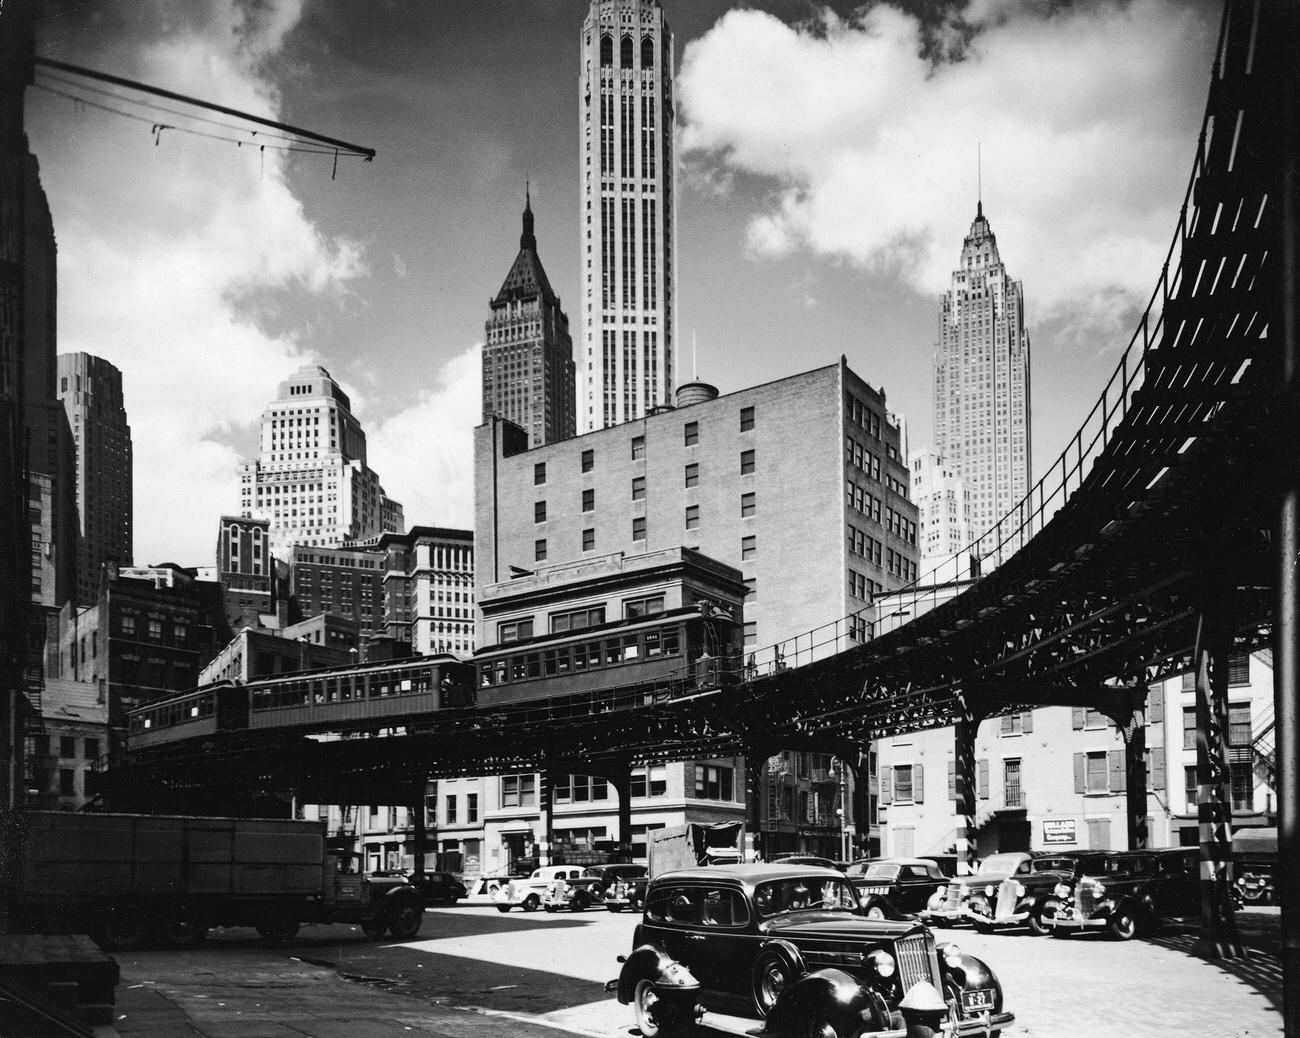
[897,865,942,913]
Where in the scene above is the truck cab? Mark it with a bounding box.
[322,851,424,939]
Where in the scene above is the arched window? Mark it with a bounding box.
[600,34,613,66]
[641,35,654,69]
[621,35,633,68]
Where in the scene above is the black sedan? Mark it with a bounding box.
[611,863,1014,1037]
[408,871,468,906]
[849,857,949,920]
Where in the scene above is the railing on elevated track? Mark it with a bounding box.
[740,1,1255,683]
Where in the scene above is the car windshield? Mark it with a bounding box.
[754,877,859,917]
[843,861,872,877]
[864,863,901,881]
[977,854,1025,875]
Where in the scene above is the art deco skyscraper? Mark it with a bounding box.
[933,203,1032,567]
[57,353,133,605]
[482,193,575,446]
[579,0,676,430]
[238,366,403,560]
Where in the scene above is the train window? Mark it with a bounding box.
[664,627,681,655]
[480,666,494,686]
[493,661,507,685]
[526,654,542,678]
[544,650,560,676]
[623,635,641,661]
[604,640,621,666]
[645,630,662,657]
[400,678,412,693]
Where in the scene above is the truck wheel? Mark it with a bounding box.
[388,900,423,940]
[256,910,301,941]
[523,894,540,912]
[361,916,387,940]
[94,904,149,952]
[155,918,208,949]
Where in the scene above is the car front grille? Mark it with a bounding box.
[895,933,938,992]
[1076,886,1097,920]
[995,882,1018,918]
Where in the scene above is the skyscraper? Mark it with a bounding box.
[482,193,575,446]
[238,365,403,560]
[932,203,1032,566]
[57,353,133,605]
[579,0,676,430]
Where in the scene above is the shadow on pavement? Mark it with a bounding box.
[1146,910,1283,1014]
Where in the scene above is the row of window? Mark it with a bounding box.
[497,595,665,644]
[536,527,759,562]
[494,763,721,810]
[478,623,681,686]
[30,734,100,760]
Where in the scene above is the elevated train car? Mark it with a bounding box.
[473,605,741,715]
[128,655,475,751]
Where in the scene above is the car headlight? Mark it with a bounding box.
[867,949,896,978]
[927,890,944,910]
[1090,880,1105,896]
[983,884,995,897]
[1014,882,1026,898]
[938,942,963,969]
[1054,882,1070,898]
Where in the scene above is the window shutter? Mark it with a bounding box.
[880,767,892,804]
[914,764,925,804]
[1072,707,1086,730]
[977,759,989,800]
[1109,750,1126,793]
[683,763,696,798]
[1074,753,1086,794]
[1000,714,1014,734]
[1151,747,1166,790]
[1147,686,1164,724]
[947,759,956,800]
[1022,710,1033,733]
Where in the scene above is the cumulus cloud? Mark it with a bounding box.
[678,0,1216,338]
[28,0,364,565]
[367,345,482,531]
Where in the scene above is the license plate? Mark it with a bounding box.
[961,988,995,1013]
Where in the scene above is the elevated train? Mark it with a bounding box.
[127,604,741,751]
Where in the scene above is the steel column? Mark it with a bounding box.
[1120,699,1149,851]
[954,698,982,872]
[744,749,766,861]
[538,764,554,868]
[1193,614,1244,958]
[412,788,427,880]
[1275,0,1300,1026]
[605,760,633,860]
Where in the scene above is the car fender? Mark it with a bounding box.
[860,894,915,922]
[765,968,890,1036]
[379,885,423,915]
[756,937,807,975]
[615,943,700,1005]
[936,947,1004,1013]
[1113,893,1157,928]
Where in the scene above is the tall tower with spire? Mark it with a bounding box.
[482,191,576,446]
[932,200,1032,568]
[579,0,676,431]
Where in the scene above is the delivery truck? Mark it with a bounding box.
[0,811,424,951]
[646,822,745,879]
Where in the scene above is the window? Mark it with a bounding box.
[534,462,546,486]
[740,492,756,518]
[1183,707,1197,750]
[1003,759,1022,808]
[121,615,135,636]
[1085,751,1108,793]
[1185,765,1198,807]
[582,488,595,512]
[684,422,698,446]
[685,504,700,530]
[744,577,756,600]
[630,765,668,797]
[741,535,756,560]
[631,436,645,460]
[1229,654,1250,685]
[148,619,163,640]
[446,795,458,824]
[740,449,755,475]
[551,606,605,633]
[685,463,699,488]
[744,621,757,646]
[1000,713,1023,736]
[84,738,99,760]
[467,793,479,823]
[740,406,754,431]
[534,538,547,562]
[534,500,547,523]
[1228,702,1252,746]
[501,774,536,808]
[582,449,594,472]
[556,774,609,803]
[632,516,646,541]
[893,764,915,803]
[632,475,646,500]
[498,618,534,643]
[695,764,734,801]
[59,768,76,797]
[61,736,76,757]
[624,595,664,619]
[1231,762,1253,811]
[583,528,596,551]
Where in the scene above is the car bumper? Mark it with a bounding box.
[1047,914,1107,931]
[921,909,968,924]
[693,1009,1013,1038]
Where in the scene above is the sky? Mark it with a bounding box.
[25,0,1220,567]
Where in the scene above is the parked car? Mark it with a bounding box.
[494,866,587,913]
[850,857,949,920]
[591,864,650,912]
[465,871,516,904]
[1237,866,1274,906]
[839,858,874,879]
[409,871,468,907]
[963,852,1110,934]
[1046,847,1200,940]
[769,854,840,871]
[924,851,1046,925]
[610,863,1015,1037]
[544,864,645,912]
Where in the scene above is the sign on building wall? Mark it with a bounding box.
[1042,819,1078,844]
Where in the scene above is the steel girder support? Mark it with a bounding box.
[954,698,984,873]
[538,761,555,868]
[744,745,772,861]
[1100,689,1150,851]
[1193,607,1245,959]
